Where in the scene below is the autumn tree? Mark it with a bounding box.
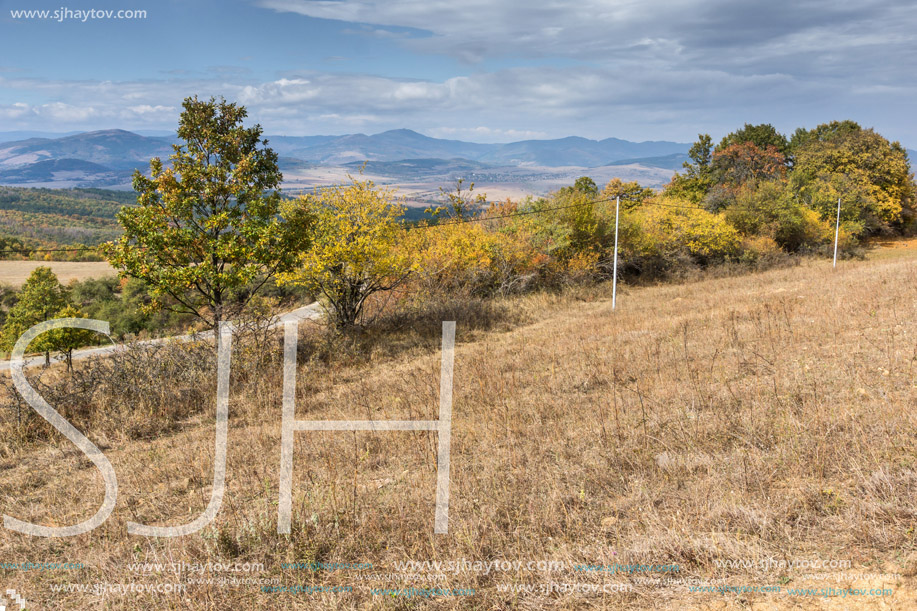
[711,143,787,187]
[279,177,412,330]
[601,178,655,209]
[717,123,789,157]
[789,121,916,234]
[103,96,311,330]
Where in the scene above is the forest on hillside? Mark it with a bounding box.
[0,187,135,259]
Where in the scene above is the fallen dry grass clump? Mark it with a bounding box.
[1,252,917,609]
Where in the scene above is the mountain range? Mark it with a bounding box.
[0,128,691,188]
[3,128,909,191]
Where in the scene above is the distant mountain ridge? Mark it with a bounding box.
[0,129,174,170]
[264,128,689,166]
[0,128,691,188]
[0,130,84,143]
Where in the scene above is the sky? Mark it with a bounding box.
[0,0,916,145]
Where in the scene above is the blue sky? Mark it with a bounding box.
[1,0,916,145]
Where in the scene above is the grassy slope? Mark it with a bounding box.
[2,250,917,609]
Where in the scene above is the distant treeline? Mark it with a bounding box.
[0,187,134,218]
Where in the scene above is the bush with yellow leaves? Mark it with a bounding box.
[278,177,413,329]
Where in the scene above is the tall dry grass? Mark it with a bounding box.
[1,253,916,609]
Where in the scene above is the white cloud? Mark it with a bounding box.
[0,0,915,145]
[0,65,861,139]
[0,102,33,119]
[426,126,550,142]
[256,0,916,75]
[0,44,912,144]
[39,102,97,121]
[317,113,382,125]
[126,104,176,115]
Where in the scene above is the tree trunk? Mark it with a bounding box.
[213,293,223,333]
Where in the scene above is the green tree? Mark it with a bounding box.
[69,276,194,338]
[666,134,714,203]
[553,178,607,260]
[1,266,68,365]
[721,181,830,252]
[0,235,27,258]
[0,282,17,328]
[573,176,598,197]
[788,120,862,153]
[278,176,412,330]
[102,96,311,330]
[45,304,98,371]
[687,134,714,170]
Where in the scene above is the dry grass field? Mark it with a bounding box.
[0,261,115,287]
[1,249,917,609]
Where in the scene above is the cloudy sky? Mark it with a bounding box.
[1,0,915,145]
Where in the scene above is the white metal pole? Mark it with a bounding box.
[612,196,620,310]
[833,196,841,269]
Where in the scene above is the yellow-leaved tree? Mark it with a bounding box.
[279,177,413,330]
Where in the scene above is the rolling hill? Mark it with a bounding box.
[610,153,691,170]
[0,158,129,185]
[0,129,173,170]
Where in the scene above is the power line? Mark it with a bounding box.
[407,193,793,229]
[408,195,630,229]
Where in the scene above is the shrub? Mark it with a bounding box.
[723,182,833,252]
[402,219,496,297]
[279,177,412,330]
[625,197,742,269]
